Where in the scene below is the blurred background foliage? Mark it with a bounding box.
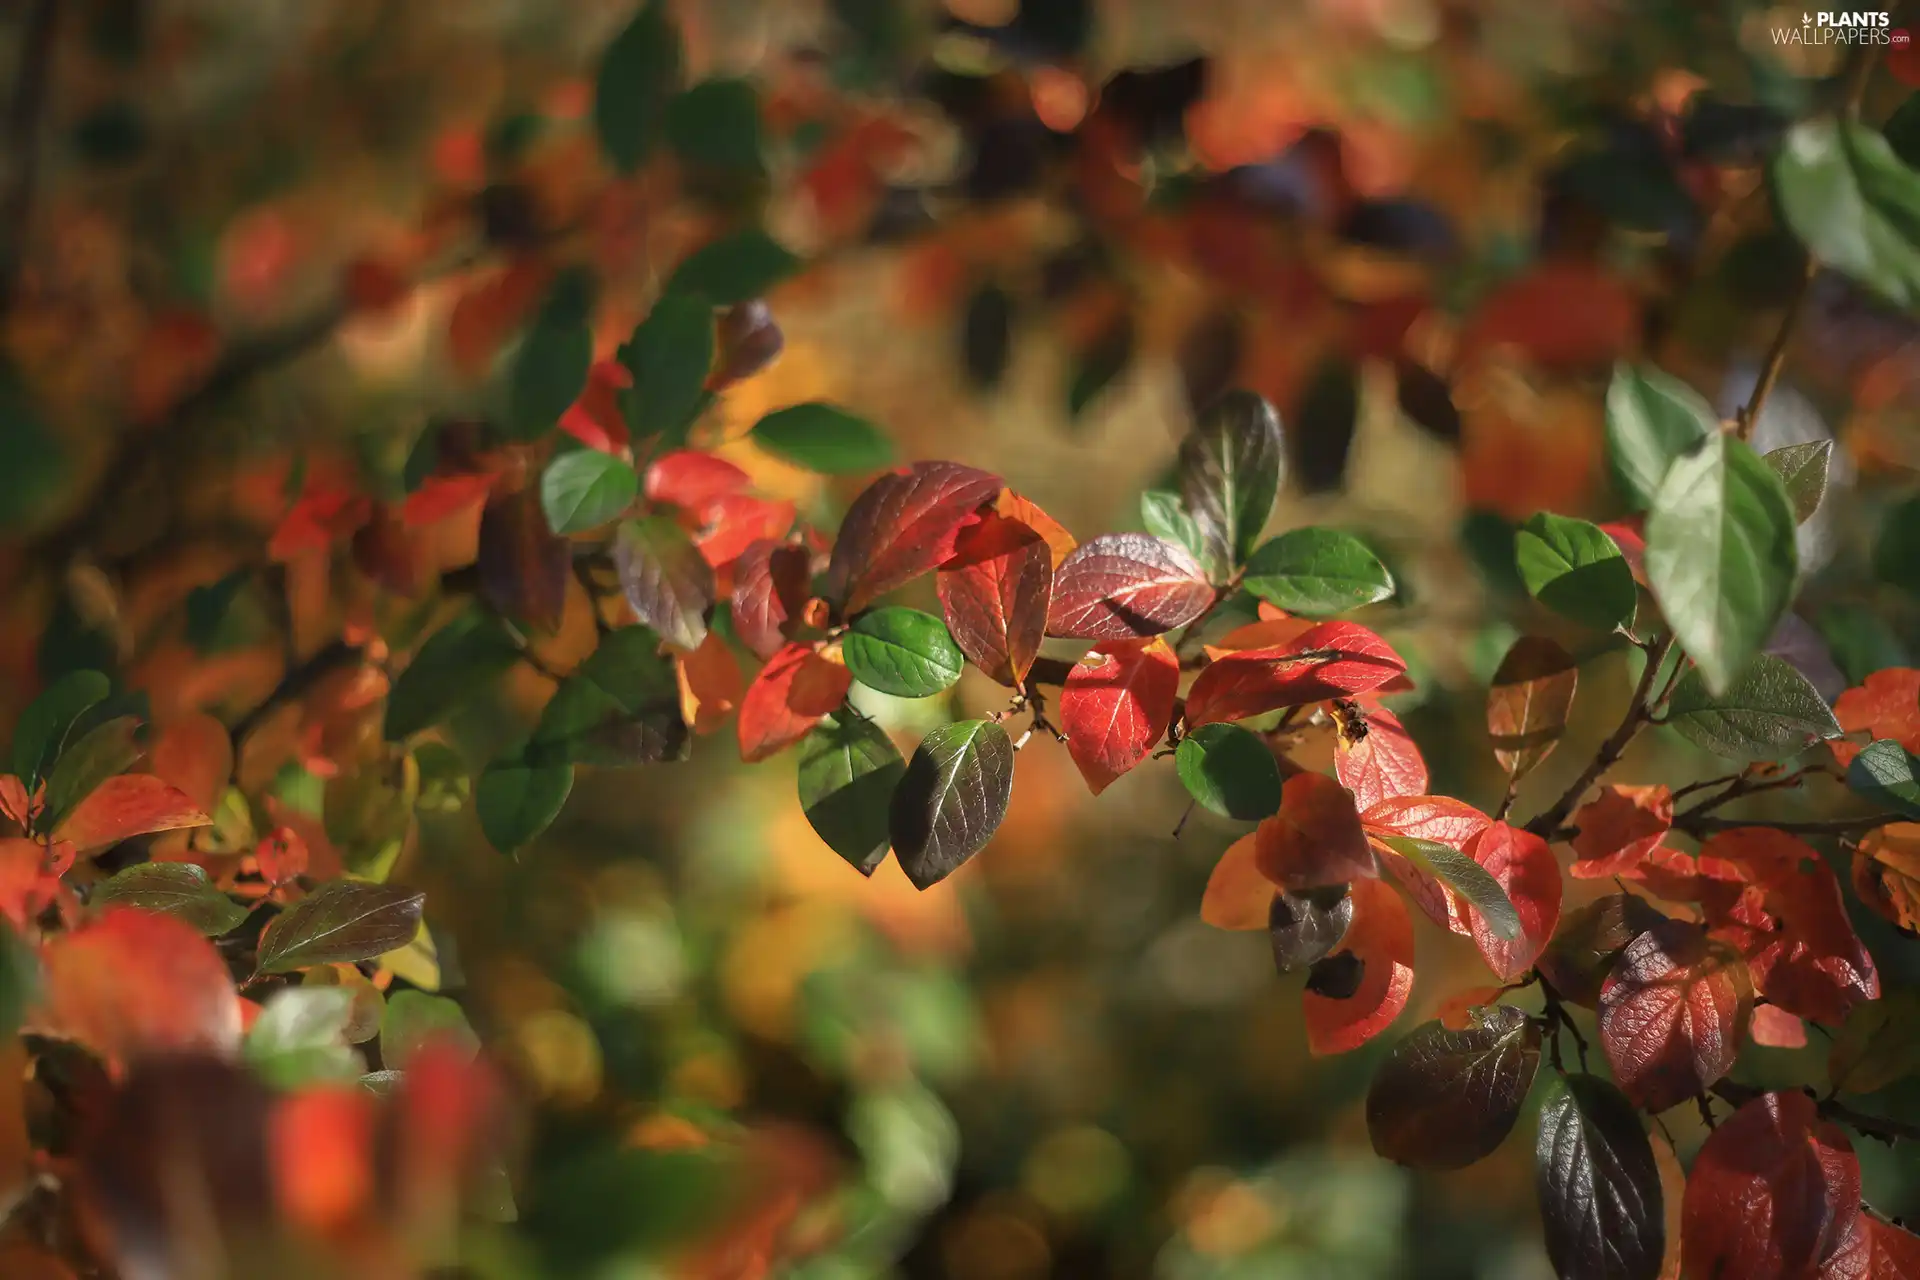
[6,0,1920,1276]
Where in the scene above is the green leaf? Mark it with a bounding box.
[1644,434,1798,695]
[477,749,574,853]
[507,274,595,440]
[383,610,520,741]
[666,228,800,306]
[1774,119,1920,310]
[1241,527,1394,617]
[593,0,682,172]
[1665,654,1841,761]
[1818,601,1910,686]
[185,569,252,653]
[750,402,894,474]
[613,517,714,652]
[889,720,1014,889]
[1366,1007,1541,1169]
[92,863,250,937]
[381,989,480,1071]
[1847,739,1920,820]
[1875,496,1920,597]
[1534,1074,1665,1280]
[257,880,427,975]
[0,917,38,1039]
[1140,490,1208,565]
[541,449,638,535]
[1605,363,1714,511]
[245,987,361,1088]
[798,713,906,876]
[664,78,764,176]
[1514,513,1636,632]
[1830,988,1920,1095]
[12,669,110,787]
[1066,317,1135,419]
[1177,389,1284,576]
[39,715,142,832]
[533,626,689,767]
[1379,835,1521,941]
[1764,440,1832,524]
[619,292,714,445]
[1889,92,1920,168]
[842,608,965,698]
[0,372,68,534]
[1175,723,1283,820]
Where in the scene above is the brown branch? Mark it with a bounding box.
[1711,1080,1920,1147]
[226,639,365,748]
[1674,812,1906,838]
[1736,256,1816,442]
[1525,637,1672,839]
[0,0,59,315]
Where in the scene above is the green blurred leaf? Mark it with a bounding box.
[593,0,682,172]
[666,228,800,306]
[12,669,110,787]
[1515,513,1635,632]
[533,626,689,766]
[799,713,905,875]
[1764,440,1832,525]
[477,748,574,854]
[525,1146,736,1270]
[1829,988,1920,1095]
[665,78,764,176]
[1665,654,1841,761]
[751,403,895,474]
[1818,601,1909,685]
[40,715,142,833]
[1605,363,1714,511]
[0,366,69,533]
[383,611,519,741]
[381,989,480,1070]
[245,987,360,1088]
[619,292,714,446]
[1242,528,1394,617]
[541,449,638,535]
[507,272,595,440]
[1175,723,1282,820]
[843,608,964,698]
[1774,119,1920,310]
[1875,496,1920,596]
[92,863,249,937]
[1644,434,1797,694]
[0,917,38,1039]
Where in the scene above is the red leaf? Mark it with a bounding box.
[1600,517,1649,587]
[53,775,211,855]
[559,359,633,453]
[737,644,852,763]
[477,488,569,633]
[1059,637,1179,795]
[1457,260,1639,370]
[1832,668,1920,768]
[1460,821,1561,980]
[30,909,242,1072]
[1570,784,1672,879]
[0,838,64,930]
[692,493,796,571]
[1333,705,1427,812]
[271,1087,376,1235]
[255,826,309,886]
[1254,773,1376,892]
[645,450,751,510]
[678,631,744,735]
[1823,1215,1920,1279]
[825,462,1003,613]
[1045,533,1214,641]
[400,471,495,526]
[1682,1090,1860,1280]
[731,540,812,659]
[1361,793,1494,929]
[1200,832,1272,930]
[1599,918,1752,1113]
[995,489,1077,569]
[1753,1004,1808,1049]
[1704,828,1880,1025]
[1185,622,1409,727]
[937,513,1053,686]
[1303,876,1413,1055]
[268,488,372,561]
[148,713,233,815]
[351,507,431,597]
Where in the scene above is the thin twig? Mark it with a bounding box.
[0,0,60,315]
[1674,812,1906,838]
[226,639,365,749]
[1736,256,1816,442]
[1712,1080,1920,1146]
[1526,637,1671,839]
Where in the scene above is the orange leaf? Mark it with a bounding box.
[1361,794,1494,929]
[31,909,242,1070]
[1437,984,1509,1030]
[678,632,744,735]
[1202,615,1316,662]
[1853,822,1920,932]
[268,488,372,561]
[1058,638,1179,795]
[995,489,1077,569]
[1831,668,1920,768]
[255,825,309,886]
[1303,877,1413,1055]
[1200,832,1273,930]
[271,1086,376,1235]
[53,775,211,855]
[0,838,62,930]
[1185,621,1408,727]
[1682,1090,1859,1279]
[1570,784,1672,879]
[1752,1004,1807,1049]
[737,644,851,763]
[1460,821,1561,981]
[148,713,233,815]
[1254,773,1376,892]
[1333,704,1428,812]
[1599,919,1751,1112]
[1487,636,1577,779]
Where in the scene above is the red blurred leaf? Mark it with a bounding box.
[53,775,211,855]
[1059,637,1179,795]
[1254,772,1376,892]
[645,450,750,510]
[148,713,232,816]
[1601,517,1650,587]
[1571,784,1672,879]
[825,462,1004,613]
[255,825,308,887]
[559,359,633,453]
[351,506,431,597]
[1045,532,1214,641]
[1200,832,1272,930]
[0,838,63,929]
[731,540,812,660]
[1705,828,1880,1025]
[1832,668,1920,768]
[1185,621,1409,727]
[1682,1090,1860,1280]
[1487,636,1577,779]
[400,471,496,526]
[1458,260,1639,370]
[1753,1004,1809,1049]
[1599,918,1752,1112]
[478,488,569,634]
[1333,704,1428,812]
[1823,1214,1920,1279]
[31,909,242,1070]
[1361,793,1494,929]
[1461,821,1561,980]
[692,493,796,571]
[1854,822,1920,933]
[678,631,744,735]
[1303,876,1413,1055]
[270,1086,376,1235]
[268,488,372,561]
[738,643,852,763]
[996,489,1077,568]
[937,513,1053,686]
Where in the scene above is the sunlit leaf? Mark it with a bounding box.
[1538,893,1671,1010]
[1848,739,1920,819]
[1139,489,1208,568]
[1605,362,1713,511]
[1060,638,1179,795]
[737,642,851,763]
[1045,532,1214,641]
[1569,785,1672,879]
[841,607,964,698]
[1185,621,1408,727]
[1765,440,1832,524]
[541,449,639,535]
[889,719,1014,890]
[1487,635,1577,779]
[91,863,248,937]
[1666,654,1841,761]
[730,539,810,660]
[1332,704,1428,813]
[1241,528,1394,618]
[1253,772,1375,892]
[826,462,1003,613]
[257,881,427,975]
[1460,821,1560,980]
[1377,834,1520,943]
[1831,666,1920,768]
[1366,1007,1539,1169]
[936,512,1051,686]
[1774,119,1920,310]
[1598,918,1751,1113]
[52,774,209,854]
[381,989,479,1071]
